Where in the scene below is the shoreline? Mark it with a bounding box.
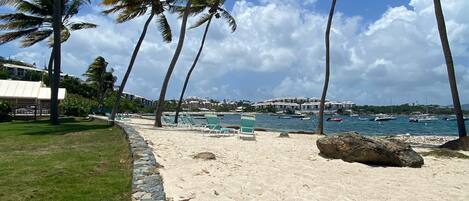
[124,118,469,201]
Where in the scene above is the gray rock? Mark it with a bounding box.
[440,137,469,151]
[193,152,216,160]
[317,132,424,168]
[279,132,290,138]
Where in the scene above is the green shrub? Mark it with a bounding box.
[0,101,13,122]
[60,94,98,117]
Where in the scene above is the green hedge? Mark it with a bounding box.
[60,94,98,117]
[0,101,12,122]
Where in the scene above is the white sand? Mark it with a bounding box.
[126,118,469,201]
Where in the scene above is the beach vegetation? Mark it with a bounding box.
[84,56,116,111]
[420,149,469,159]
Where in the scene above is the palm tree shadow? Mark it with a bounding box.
[18,118,112,136]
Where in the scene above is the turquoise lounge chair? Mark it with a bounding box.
[238,115,256,139]
[162,115,177,127]
[205,114,233,134]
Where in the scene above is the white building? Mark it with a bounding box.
[0,80,66,116]
[254,97,354,113]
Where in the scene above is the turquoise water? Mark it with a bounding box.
[217,114,467,136]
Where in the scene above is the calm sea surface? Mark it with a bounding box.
[213,114,467,136]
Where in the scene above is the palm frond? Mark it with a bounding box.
[0,13,45,30]
[0,0,21,6]
[189,13,212,29]
[64,0,91,20]
[16,0,51,17]
[68,22,97,30]
[156,14,172,42]
[20,29,52,47]
[116,6,148,23]
[0,28,38,45]
[219,8,236,32]
[168,4,206,18]
[47,27,71,46]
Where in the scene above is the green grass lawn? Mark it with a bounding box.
[0,118,132,201]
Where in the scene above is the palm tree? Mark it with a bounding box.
[433,0,467,138]
[0,0,97,124]
[102,0,174,125]
[173,0,236,124]
[0,0,97,85]
[154,0,192,127]
[316,0,337,135]
[84,56,116,111]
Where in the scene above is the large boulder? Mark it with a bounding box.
[317,132,424,168]
[440,137,469,151]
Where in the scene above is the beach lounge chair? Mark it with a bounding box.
[162,115,177,127]
[205,114,233,135]
[238,115,256,139]
[180,115,208,131]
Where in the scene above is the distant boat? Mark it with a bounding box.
[350,114,359,117]
[409,113,438,123]
[301,117,311,120]
[443,115,469,121]
[358,117,369,121]
[279,116,292,119]
[326,117,343,122]
[372,114,396,122]
[290,114,306,119]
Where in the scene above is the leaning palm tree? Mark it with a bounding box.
[102,0,175,125]
[154,0,193,127]
[316,0,337,135]
[173,0,236,124]
[433,0,467,141]
[0,0,97,124]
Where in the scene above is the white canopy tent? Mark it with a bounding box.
[0,80,66,117]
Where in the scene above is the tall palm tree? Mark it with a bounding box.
[84,56,116,111]
[102,0,174,125]
[0,0,97,124]
[173,0,236,124]
[433,0,467,138]
[154,0,192,127]
[0,0,97,85]
[316,0,337,135]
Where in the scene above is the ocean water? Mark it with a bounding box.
[215,114,467,136]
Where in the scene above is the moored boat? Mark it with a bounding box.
[372,114,396,121]
[326,117,343,122]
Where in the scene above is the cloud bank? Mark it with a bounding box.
[3,0,469,105]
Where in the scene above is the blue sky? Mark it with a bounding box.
[1,0,468,105]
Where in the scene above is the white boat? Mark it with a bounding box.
[350,114,359,117]
[409,113,438,123]
[372,114,396,121]
[301,117,311,120]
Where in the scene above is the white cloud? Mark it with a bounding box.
[3,0,469,105]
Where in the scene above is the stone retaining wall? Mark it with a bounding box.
[90,116,165,201]
[118,123,166,201]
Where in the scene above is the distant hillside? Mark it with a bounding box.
[0,56,35,67]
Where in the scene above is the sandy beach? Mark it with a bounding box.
[126,118,469,201]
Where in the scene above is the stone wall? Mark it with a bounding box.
[91,116,166,201]
[118,123,166,201]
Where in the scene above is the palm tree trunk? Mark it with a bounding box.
[174,15,213,124]
[47,48,54,87]
[50,0,62,125]
[109,13,154,125]
[433,0,467,137]
[155,1,191,127]
[316,0,337,135]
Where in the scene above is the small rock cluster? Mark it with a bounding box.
[118,123,166,201]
